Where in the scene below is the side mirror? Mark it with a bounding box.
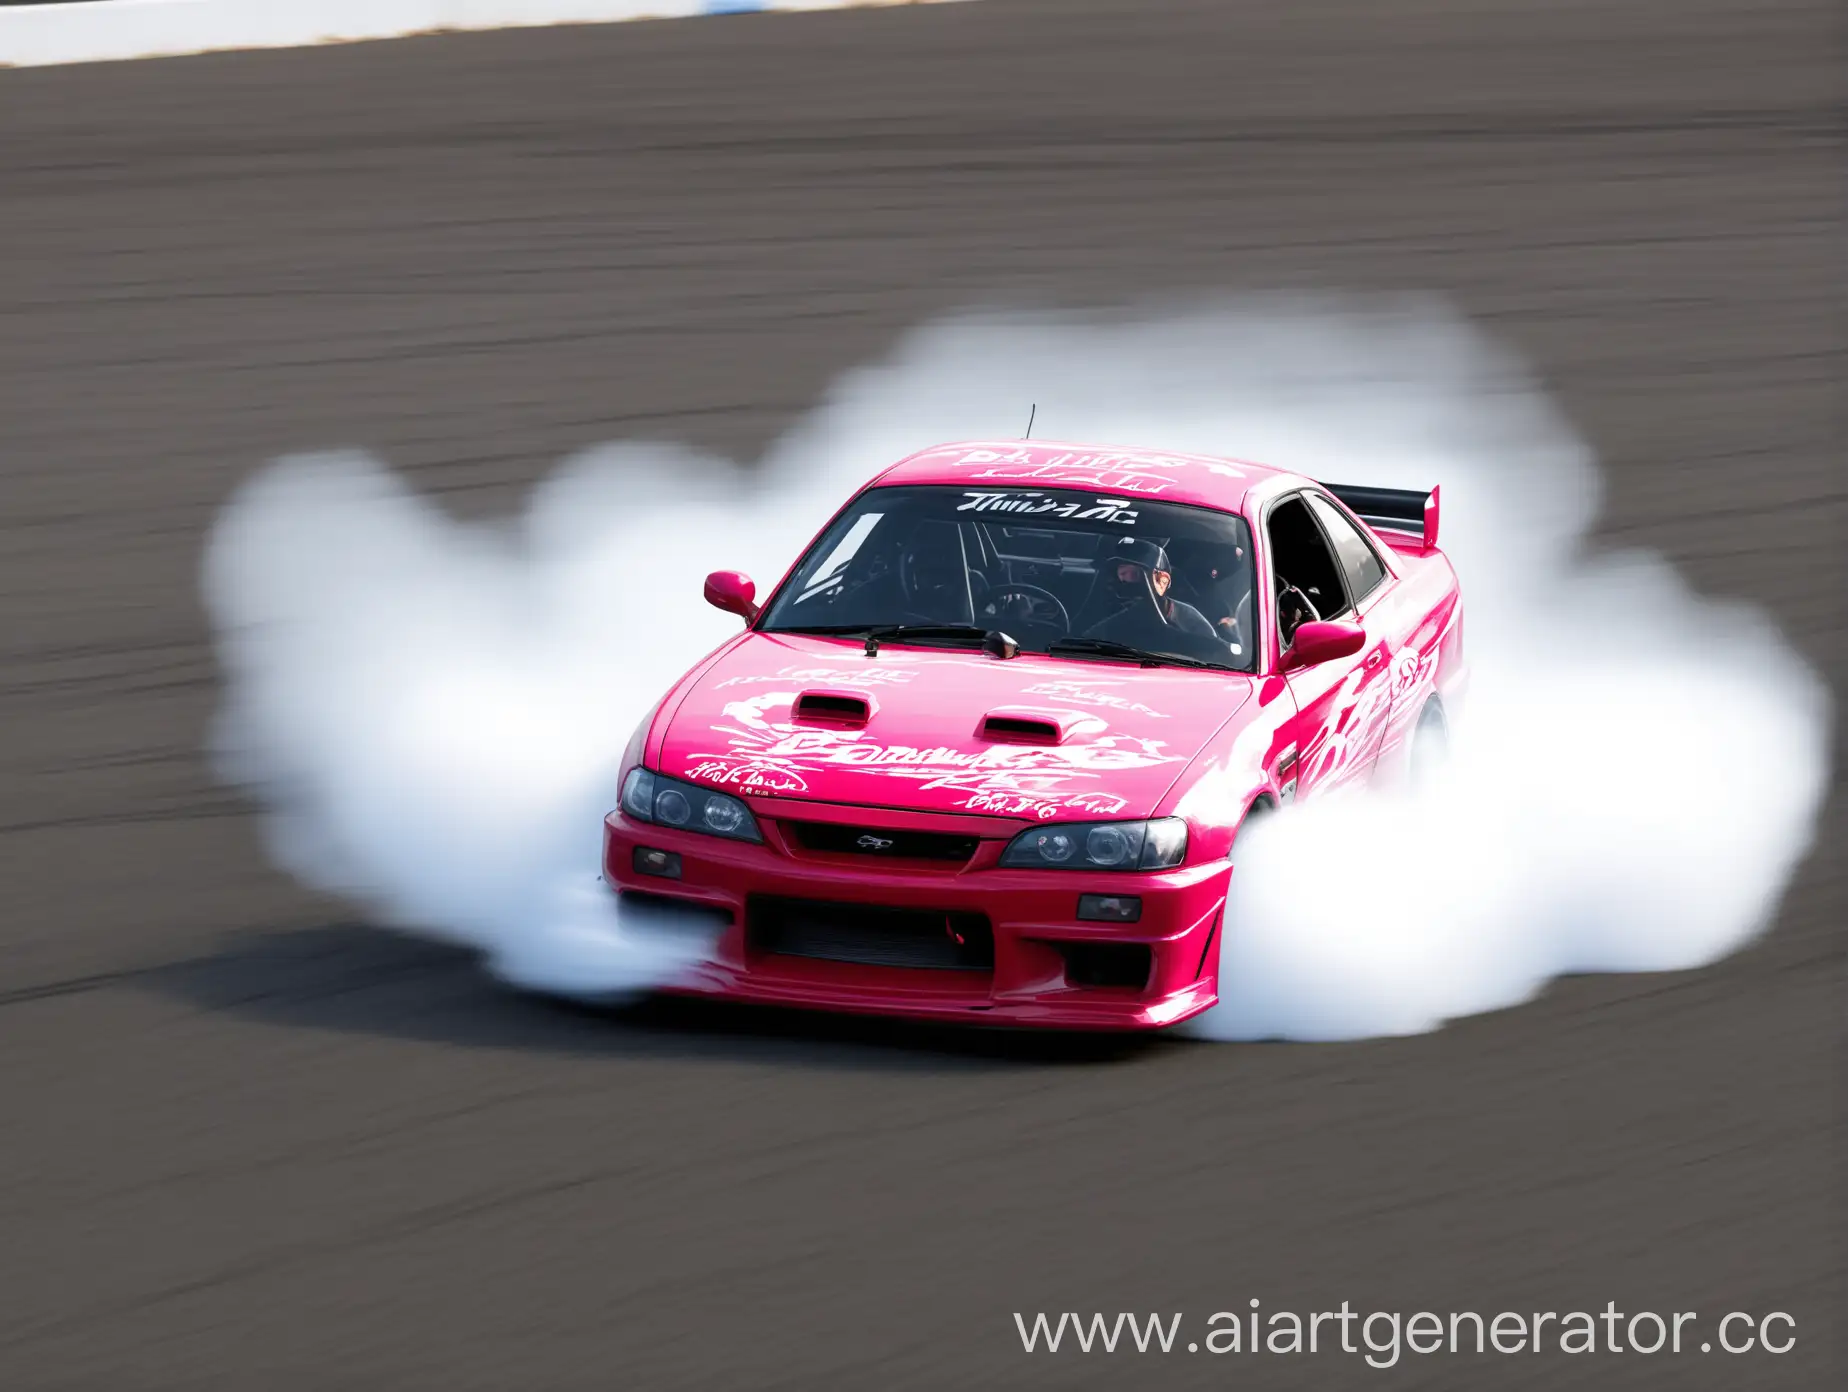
[703,570,759,624]
[1282,619,1365,670]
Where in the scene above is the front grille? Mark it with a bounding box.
[748,897,995,972]
[785,821,980,864]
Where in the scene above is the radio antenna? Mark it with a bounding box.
[1023,403,1037,439]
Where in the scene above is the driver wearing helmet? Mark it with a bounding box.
[1084,537,1220,647]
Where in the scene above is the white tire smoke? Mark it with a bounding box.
[202,299,1831,1037]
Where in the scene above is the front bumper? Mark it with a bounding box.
[602,799,1228,1031]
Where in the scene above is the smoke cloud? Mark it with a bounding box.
[202,299,1831,1037]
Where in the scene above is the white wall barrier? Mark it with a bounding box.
[0,0,956,68]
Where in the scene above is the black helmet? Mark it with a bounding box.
[1104,538,1172,603]
[1107,538,1172,575]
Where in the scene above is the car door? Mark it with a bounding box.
[1302,490,1401,779]
[1263,492,1376,799]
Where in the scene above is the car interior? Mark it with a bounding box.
[1305,492,1388,604]
[764,486,1259,669]
[1265,493,1354,648]
[1262,488,1396,653]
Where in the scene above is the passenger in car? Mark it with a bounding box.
[1169,540,1253,653]
[1082,538,1221,648]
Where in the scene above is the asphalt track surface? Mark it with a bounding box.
[0,2,1842,1388]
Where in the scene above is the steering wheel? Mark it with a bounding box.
[980,584,1071,633]
[1276,583,1320,646]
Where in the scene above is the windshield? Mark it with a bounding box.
[761,485,1256,670]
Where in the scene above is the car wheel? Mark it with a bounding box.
[1409,699,1448,789]
[1232,798,1272,854]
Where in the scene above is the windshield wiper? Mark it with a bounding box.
[1044,636,1227,670]
[775,623,1007,656]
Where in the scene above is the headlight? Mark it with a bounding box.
[1000,817,1187,871]
[619,767,762,843]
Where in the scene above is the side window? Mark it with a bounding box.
[1305,493,1387,605]
[1266,495,1350,645]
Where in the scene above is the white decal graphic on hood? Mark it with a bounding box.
[713,663,923,690]
[1018,679,1171,720]
[684,692,1181,819]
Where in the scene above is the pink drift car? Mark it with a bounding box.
[605,441,1465,1030]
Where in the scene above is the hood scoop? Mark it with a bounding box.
[658,633,1254,821]
[792,690,873,728]
[979,711,1065,746]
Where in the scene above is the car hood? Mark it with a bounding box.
[655,632,1253,822]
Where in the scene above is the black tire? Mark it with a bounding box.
[1232,798,1273,855]
[1409,699,1449,788]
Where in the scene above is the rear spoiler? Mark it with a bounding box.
[1323,483,1441,551]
